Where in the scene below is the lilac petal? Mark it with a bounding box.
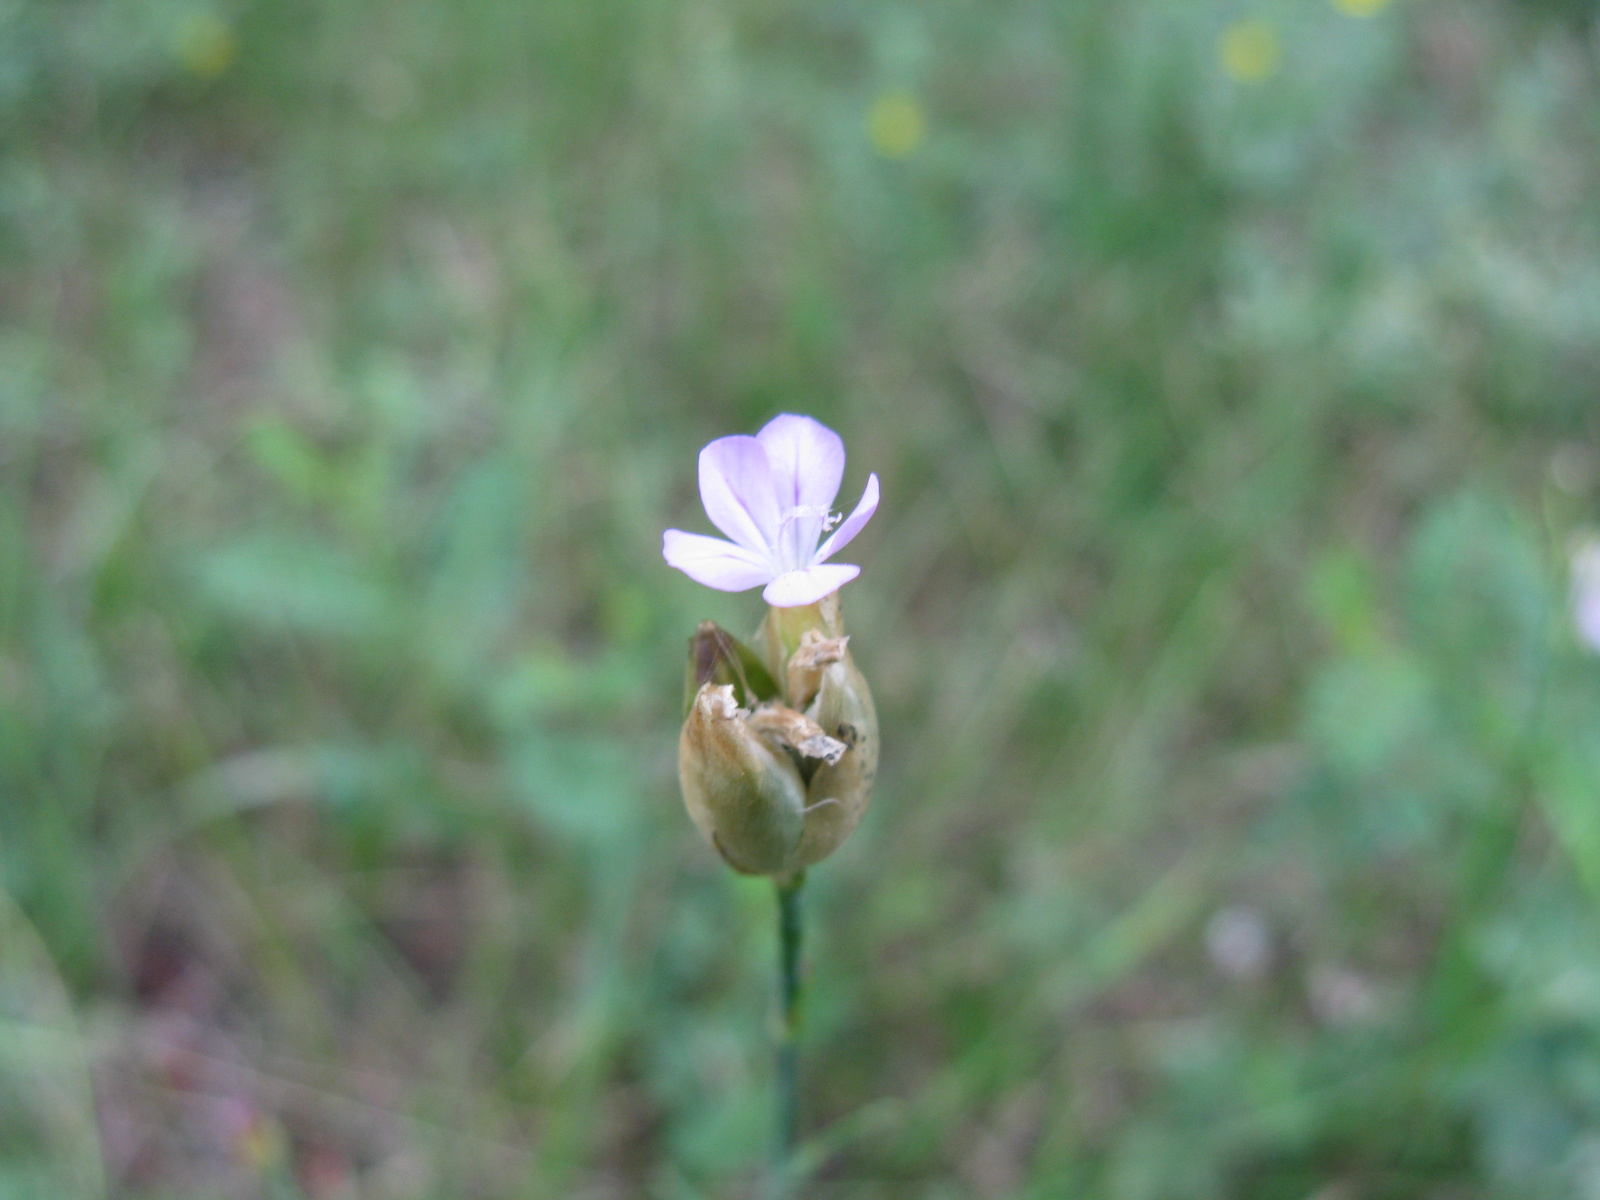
[813,473,880,564]
[757,415,845,509]
[1578,586,1600,653]
[699,436,782,556]
[762,563,860,608]
[757,415,846,561]
[663,529,775,592]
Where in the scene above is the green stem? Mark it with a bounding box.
[772,872,805,1194]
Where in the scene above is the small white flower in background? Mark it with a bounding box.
[663,414,880,608]
[1307,964,1382,1027]
[1204,905,1273,982]
[1572,536,1600,653]
[1550,443,1594,495]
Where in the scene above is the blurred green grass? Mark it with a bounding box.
[6,0,1600,1195]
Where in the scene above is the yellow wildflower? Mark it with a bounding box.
[867,91,926,159]
[1220,20,1280,83]
[175,12,237,79]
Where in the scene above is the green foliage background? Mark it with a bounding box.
[6,0,1600,1195]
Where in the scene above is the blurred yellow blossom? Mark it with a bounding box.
[1332,0,1390,15]
[216,1096,285,1171]
[867,91,926,159]
[175,11,237,79]
[1220,20,1280,83]
[236,1119,282,1170]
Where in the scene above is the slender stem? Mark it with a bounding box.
[772,872,805,1194]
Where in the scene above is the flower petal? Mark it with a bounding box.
[813,473,880,564]
[762,563,861,608]
[759,415,846,570]
[699,435,782,556]
[664,529,775,592]
[1579,587,1600,653]
[758,412,845,511]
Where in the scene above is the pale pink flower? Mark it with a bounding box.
[663,414,880,608]
[1573,537,1600,653]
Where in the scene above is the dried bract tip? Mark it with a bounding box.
[748,702,849,766]
[786,631,850,710]
[702,683,742,721]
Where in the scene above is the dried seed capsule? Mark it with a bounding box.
[755,593,878,868]
[683,591,877,874]
[679,683,807,875]
[793,642,878,867]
